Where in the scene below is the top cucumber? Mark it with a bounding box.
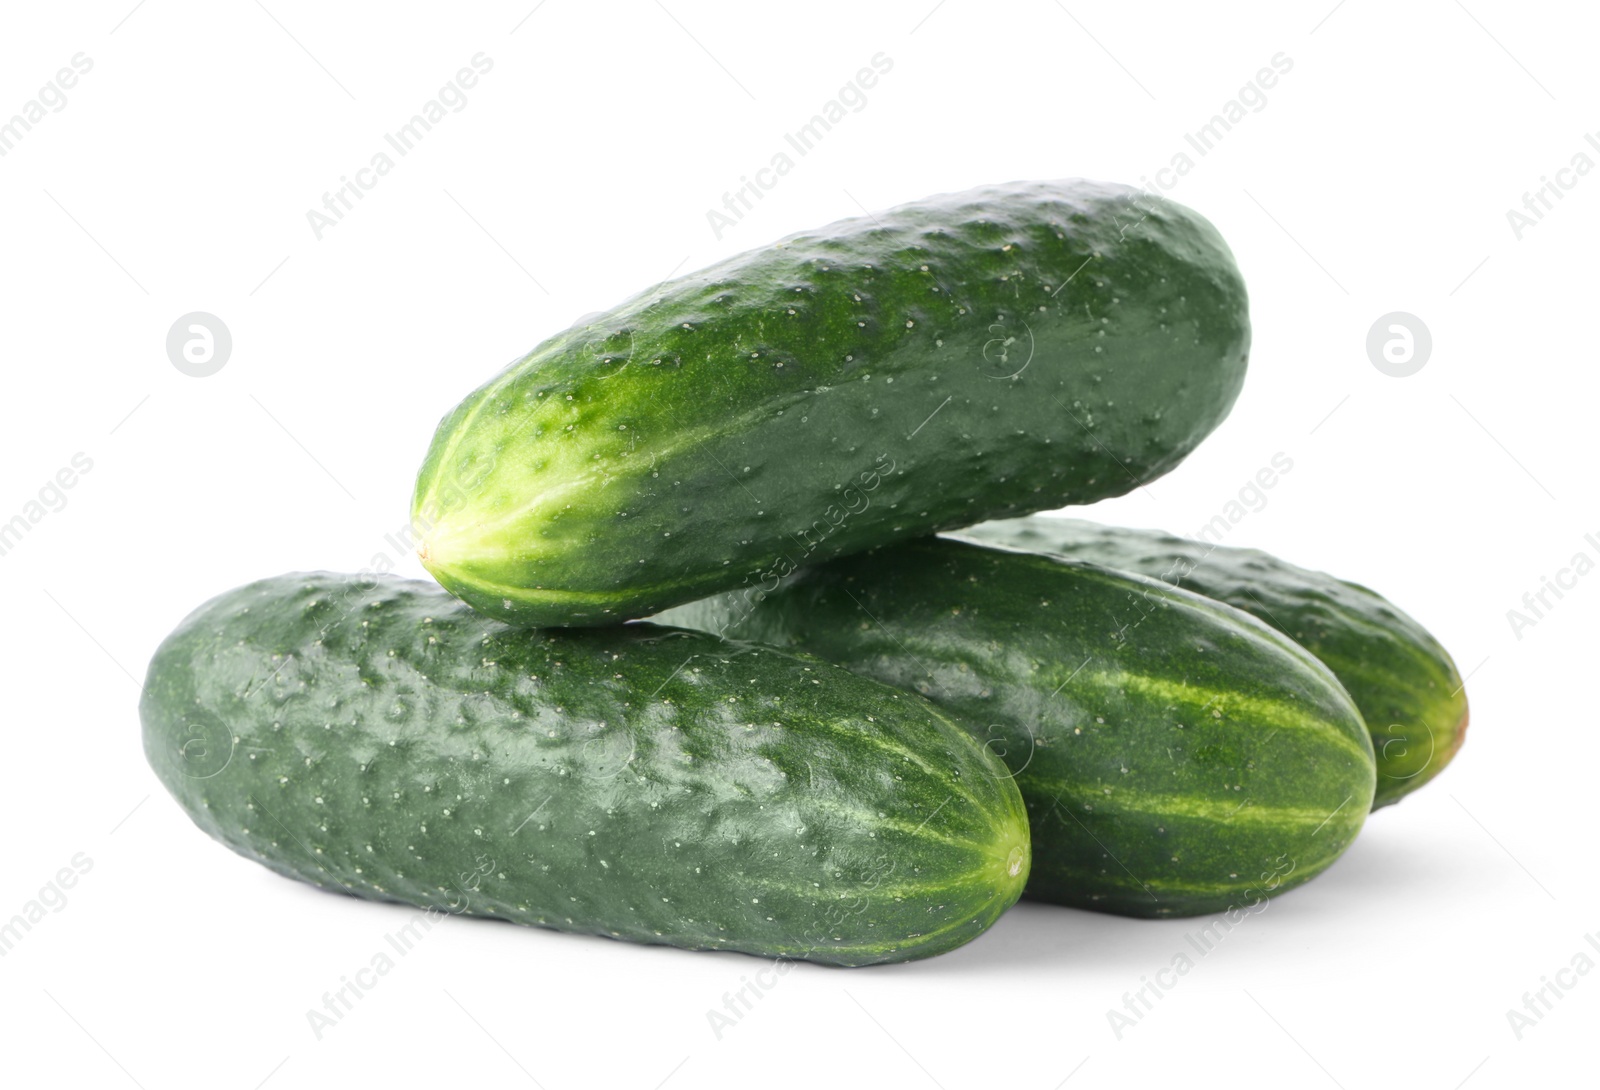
[413,180,1250,626]
[956,517,1467,808]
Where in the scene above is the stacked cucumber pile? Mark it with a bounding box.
[143,180,1466,967]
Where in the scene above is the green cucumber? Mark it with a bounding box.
[954,517,1466,808]
[662,539,1375,918]
[140,573,1029,966]
[414,179,1249,626]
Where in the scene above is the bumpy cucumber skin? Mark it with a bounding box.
[140,573,1029,967]
[414,179,1249,626]
[662,540,1375,918]
[955,517,1466,809]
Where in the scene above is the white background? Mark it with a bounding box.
[1,1,1594,1087]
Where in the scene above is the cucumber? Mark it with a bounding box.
[140,573,1029,966]
[414,179,1249,626]
[954,517,1466,808]
[661,539,1375,918]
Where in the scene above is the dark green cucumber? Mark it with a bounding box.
[662,539,1375,918]
[955,517,1466,808]
[140,573,1029,966]
[414,179,1249,626]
